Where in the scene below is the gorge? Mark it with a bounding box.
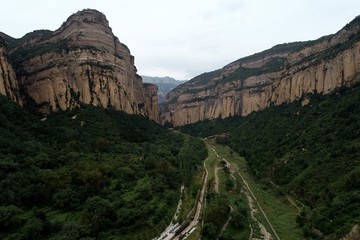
[0,8,359,240]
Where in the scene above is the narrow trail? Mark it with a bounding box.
[212,147,220,194]
[287,195,301,213]
[235,167,280,240]
[214,167,221,193]
[218,205,234,239]
[245,191,272,240]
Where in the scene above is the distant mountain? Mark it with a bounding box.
[142,76,187,102]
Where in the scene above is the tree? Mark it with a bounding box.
[21,211,52,240]
[53,188,81,210]
[202,223,218,239]
[56,221,93,240]
[83,196,116,234]
[0,205,24,231]
[230,210,246,229]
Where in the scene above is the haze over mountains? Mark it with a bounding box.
[141,76,186,103]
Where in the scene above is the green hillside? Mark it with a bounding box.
[0,96,207,240]
[180,83,360,239]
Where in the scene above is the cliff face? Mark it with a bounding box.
[0,37,22,104]
[143,83,160,122]
[161,16,360,126]
[6,9,158,121]
[341,225,360,240]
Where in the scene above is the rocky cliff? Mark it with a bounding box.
[0,37,22,104]
[341,225,360,240]
[161,16,360,126]
[143,83,160,122]
[3,9,158,121]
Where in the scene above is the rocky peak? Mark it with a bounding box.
[50,9,116,53]
[2,9,159,122]
[64,9,109,26]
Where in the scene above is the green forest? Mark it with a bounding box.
[181,84,360,239]
[0,95,207,240]
[1,82,360,240]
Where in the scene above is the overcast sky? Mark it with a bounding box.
[1,0,359,80]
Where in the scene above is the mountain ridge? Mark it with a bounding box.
[161,15,360,126]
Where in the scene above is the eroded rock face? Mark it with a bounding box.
[0,37,22,104]
[143,83,160,122]
[7,9,158,121]
[340,225,360,240]
[161,16,360,126]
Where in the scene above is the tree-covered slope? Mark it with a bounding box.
[0,96,207,240]
[180,83,360,239]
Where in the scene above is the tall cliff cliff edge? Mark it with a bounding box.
[0,37,22,104]
[161,16,360,126]
[1,9,159,121]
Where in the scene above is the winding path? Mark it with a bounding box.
[214,167,221,193]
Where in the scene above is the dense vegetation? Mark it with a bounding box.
[202,193,230,240]
[0,96,207,240]
[181,83,360,239]
[221,57,287,83]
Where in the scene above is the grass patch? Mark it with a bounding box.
[211,143,303,240]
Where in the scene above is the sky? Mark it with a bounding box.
[1,1,359,80]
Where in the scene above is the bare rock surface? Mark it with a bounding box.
[2,9,159,121]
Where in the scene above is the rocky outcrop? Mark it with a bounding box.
[341,225,360,240]
[143,83,159,122]
[0,37,22,104]
[6,9,158,121]
[161,16,360,126]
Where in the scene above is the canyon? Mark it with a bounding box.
[161,16,360,126]
[0,9,359,240]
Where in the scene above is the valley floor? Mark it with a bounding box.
[156,139,303,240]
[208,141,303,240]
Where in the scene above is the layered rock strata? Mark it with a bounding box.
[0,37,22,104]
[143,83,160,122]
[4,9,159,121]
[161,16,360,126]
